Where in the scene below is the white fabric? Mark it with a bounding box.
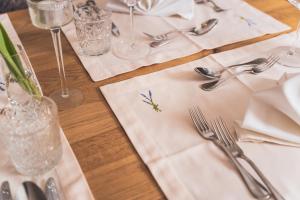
[0,14,94,200]
[62,0,289,82]
[239,74,300,146]
[209,32,300,146]
[106,0,194,19]
[100,33,300,200]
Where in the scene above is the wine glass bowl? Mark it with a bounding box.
[113,0,150,60]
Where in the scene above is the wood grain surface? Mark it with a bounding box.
[7,0,300,199]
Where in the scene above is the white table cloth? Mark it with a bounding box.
[62,0,289,81]
[101,32,300,200]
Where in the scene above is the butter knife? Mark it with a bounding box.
[1,181,12,200]
[45,177,61,200]
[23,181,47,200]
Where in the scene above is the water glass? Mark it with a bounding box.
[0,96,62,176]
[74,5,112,56]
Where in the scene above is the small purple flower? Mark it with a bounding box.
[140,90,161,112]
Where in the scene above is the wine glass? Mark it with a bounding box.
[26,0,84,110]
[271,0,300,68]
[113,0,150,60]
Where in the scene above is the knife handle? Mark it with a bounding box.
[213,141,271,199]
[241,155,285,200]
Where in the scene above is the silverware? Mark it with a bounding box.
[45,177,61,200]
[211,118,285,200]
[23,181,47,200]
[195,57,269,79]
[144,18,218,42]
[112,22,120,37]
[200,55,279,91]
[189,107,270,199]
[1,181,12,200]
[195,0,225,12]
[150,40,171,48]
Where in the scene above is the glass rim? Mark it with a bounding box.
[73,6,112,22]
[3,96,59,137]
[26,0,72,5]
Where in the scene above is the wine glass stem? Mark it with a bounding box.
[129,6,135,45]
[289,20,300,55]
[50,28,69,98]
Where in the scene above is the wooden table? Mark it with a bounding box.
[7,0,300,199]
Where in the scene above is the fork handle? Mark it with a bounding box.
[241,155,285,200]
[214,141,271,199]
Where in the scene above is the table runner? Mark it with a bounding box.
[101,32,300,199]
[63,0,289,82]
[0,14,94,200]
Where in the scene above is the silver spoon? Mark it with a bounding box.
[200,56,279,91]
[195,0,225,12]
[150,40,171,48]
[144,18,218,41]
[195,57,268,79]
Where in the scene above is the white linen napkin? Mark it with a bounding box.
[106,0,194,19]
[0,14,94,200]
[238,74,300,146]
[101,54,300,199]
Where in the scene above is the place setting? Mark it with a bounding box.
[62,0,289,81]
[100,26,300,199]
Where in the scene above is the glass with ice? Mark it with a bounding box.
[0,96,62,176]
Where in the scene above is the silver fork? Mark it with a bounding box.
[211,118,285,200]
[200,55,279,91]
[189,107,270,199]
[143,28,193,41]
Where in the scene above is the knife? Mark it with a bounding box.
[23,181,47,200]
[45,177,61,200]
[1,181,12,200]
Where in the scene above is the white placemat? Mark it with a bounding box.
[62,0,289,82]
[100,33,300,200]
[0,14,94,200]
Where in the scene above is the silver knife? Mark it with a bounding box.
[23,181,47,200]
[1,181,12,200]
[111,22,120,37]
[45,177,61,200]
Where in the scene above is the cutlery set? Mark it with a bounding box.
[195,55,279,90]
[189,107,285,200]
[0,178,61,200]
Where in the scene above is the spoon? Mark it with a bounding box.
[144,18,218,41]
[200,56,278,91]
[195,0,225,12]
[150,40,170,48]
[195,57,268,79]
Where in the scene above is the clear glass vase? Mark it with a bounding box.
[0,55,62,176]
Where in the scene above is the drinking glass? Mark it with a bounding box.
[271,0,300,68]
[113,0,150,60]
[74,5,112,56]
[26,0,84,110]
[0,96,62,176]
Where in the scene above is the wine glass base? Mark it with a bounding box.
[113,40,150,60]
[272,46,300,68]
[50,88,84,110]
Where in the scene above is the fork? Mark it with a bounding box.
[143,28,193,41]
[211,118,285,200]
[200,55,279,91]
[189,107,270,199]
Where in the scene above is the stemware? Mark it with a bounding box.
[26,0,84,110]
[113,0,150,60]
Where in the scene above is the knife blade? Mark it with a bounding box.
[112,22,120,37]
[23,181,47,200]
[45,177,61,200]
[1,181,12,200]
